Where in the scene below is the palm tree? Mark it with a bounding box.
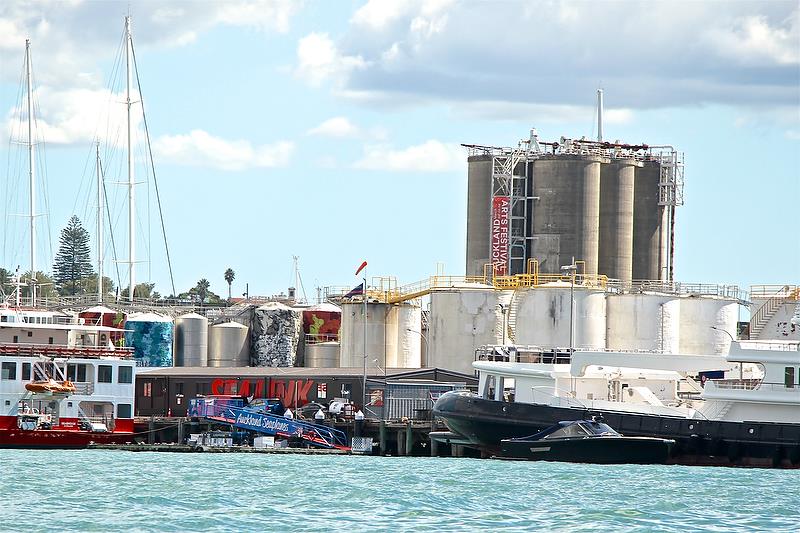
[194,278,211,304]
[224,268,235,301]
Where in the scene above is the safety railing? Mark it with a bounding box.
[750,285,799,299]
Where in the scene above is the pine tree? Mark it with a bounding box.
[53,215,95,296]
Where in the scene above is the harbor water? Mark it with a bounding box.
[1,450,798,532]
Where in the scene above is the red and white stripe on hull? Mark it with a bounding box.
[0,415,135,448]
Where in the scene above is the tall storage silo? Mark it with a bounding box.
[305,342,340,368]
[208,321,249,367]
[174,312,208,367]
[606,293,680,353]
[513,285,607,350]
[633,160,667,280]
[427,286,508,375]
[251,302,302,367]
[466,155,493,277]
[124,312,174,367]
[391,303,422,368]
[302,303,341,344]
[599,159,640,280]
[678,296,738,355]
[340,301,399,369]
[529,155,605,275]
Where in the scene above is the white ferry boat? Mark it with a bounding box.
[0,307,136,448]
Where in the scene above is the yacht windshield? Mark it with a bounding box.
[542,421,620,439]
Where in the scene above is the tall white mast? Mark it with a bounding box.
[96,142,104,303]
[25,39,37,306]
[597,88,604,142]
[125,16,135,302]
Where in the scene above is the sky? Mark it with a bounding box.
[0,0,798,301]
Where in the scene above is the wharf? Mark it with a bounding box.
[88,443,348,454]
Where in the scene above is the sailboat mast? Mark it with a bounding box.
[25,39,36,306]
[125,16,135,302]
[96,142,104,303]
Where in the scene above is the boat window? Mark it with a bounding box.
[12,335,18,343]
[543,423,592,439]
[1,362,16,380]
[785,367,795,389]
[48,337,54,344]
[503,378,516,402]
[118,366,133,384]
[21,362,31,381]
[27,331,32,337]
[117,404,132,418]
[67,364,88,383]
[98,365,113,383]
[482,375,496,399]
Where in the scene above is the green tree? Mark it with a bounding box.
[224,268,235,301]
[52,215,95,296]
[84,274,116,298]
[0,267,12,297]
[120,282,160,300]
[185,278,221,305]
[19,271,59,299]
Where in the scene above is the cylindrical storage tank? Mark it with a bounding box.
[79,305,126,346]
[173,312,208,367]
[599,160,640,280]
[392,303,422,368]
[530,155,605,275]
[339,302,399,369]
[466,155,492,277]
[251,302,302,367]
[305,341,340,368]
[606,293,680,353]
[633,160,665,280]
[124,313,174,367]
[678,297,738,355]
[513,285,607,350]
[427,287,508,375]
[302,303,341,344]
[208,321,249,367]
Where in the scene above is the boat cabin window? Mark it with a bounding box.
[785,367,795,389]
[1,362,16,380]
[482,375,496,399]
[98,365,113,383]
[67,364,88,383]
[12,335,18,343]
[21,362,31,381]
[543,424,592,439]
[118,366,133,384]
[117,404,132,418]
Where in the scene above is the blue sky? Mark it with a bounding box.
[0,0,798,300]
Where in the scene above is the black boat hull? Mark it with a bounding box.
[500,436,673,464]
[432,391,800,468]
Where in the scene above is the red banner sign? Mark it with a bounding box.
[491,196,510,276]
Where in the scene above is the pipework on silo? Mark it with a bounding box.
[463,130,684,283]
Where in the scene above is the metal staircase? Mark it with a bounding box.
[749,286,799,339]
[506,290,521,343]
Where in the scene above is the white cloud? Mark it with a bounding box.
[307,116,388,141]
[3,86,143,146]
[307,117,361,138]
[154,130,293,171]
[295,33,367,87]
[354,140,464,172]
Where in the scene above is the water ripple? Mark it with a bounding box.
[1,451,798,532]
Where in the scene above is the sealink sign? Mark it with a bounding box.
[235,412,291,434]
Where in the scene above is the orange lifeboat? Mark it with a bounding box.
[25,380,77,394]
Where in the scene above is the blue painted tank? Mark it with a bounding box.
[124,312,174,367]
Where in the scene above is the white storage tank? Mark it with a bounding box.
[390,303,422,368]
[427,287,509,375]
[174,312,209,367]
[340,301,421,369]
[305,341,340,368]
[513,284,607,350]
[678,296,738,355]
[208,321,250,367]
[606,293,680,353]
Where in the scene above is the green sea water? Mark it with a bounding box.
[1,450,797,532]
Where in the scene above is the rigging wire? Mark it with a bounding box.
[131,40,177,297]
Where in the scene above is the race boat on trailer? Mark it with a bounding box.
[0,307,136,448]
[433,341,800,468]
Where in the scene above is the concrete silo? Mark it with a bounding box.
[599,159,640,280]
[678,296,738,355]
[633,160,668,280]
[606,293,680,353]
[529,155,606,275]
[465,155,493,276]
[173,312,208,367]
[340,301,421,369]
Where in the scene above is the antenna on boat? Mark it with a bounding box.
[25,39,37,307]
